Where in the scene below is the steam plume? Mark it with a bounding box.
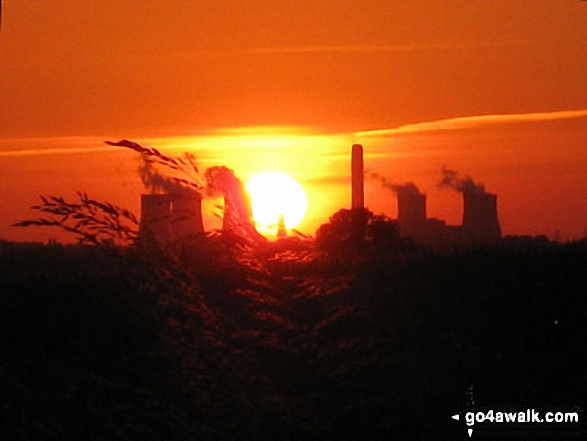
[369,171,423,197]
[107,139,260,239]
[204,166,256,234]
[438,165,485,194]
[106,139,203,196]
[138,158,193,195]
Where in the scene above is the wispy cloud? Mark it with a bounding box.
[245,40,507,55]
[355,109,587,138]
[0,146,114,157]
[89,39,514,66]
[246,43,442,54]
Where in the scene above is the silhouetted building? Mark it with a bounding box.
[462,192,501,244]
[140,194,173,243]
[393,190,502,250]
[169,193,205,240]
[398,192,427,235]
[351,145,366,247]
[351,144,364,210]
[139,193,204,244]
[277,214,287,238]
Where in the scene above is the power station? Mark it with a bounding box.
[353,144,502,249]
[395,188,502,249]
[137,144,502,249]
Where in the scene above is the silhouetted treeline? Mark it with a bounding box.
[316,208,418,256]
[1,236,586,440]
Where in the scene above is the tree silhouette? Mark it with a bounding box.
[316,208,411,256]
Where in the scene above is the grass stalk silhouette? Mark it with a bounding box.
[14,192,139,246]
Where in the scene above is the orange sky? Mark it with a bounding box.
[1,1,586,242]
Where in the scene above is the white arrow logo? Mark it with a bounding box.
[450,413,473,437]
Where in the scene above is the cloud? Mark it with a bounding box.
[0,146,113,157]
[246,44,439,54]
[355,109,587,138]
[244,40,505,55]
[94,40,509,65]
[0,136,109,157]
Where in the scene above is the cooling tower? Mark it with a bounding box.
[139,194,173,243]
[140,193,205,244]
[462,192,502,243]
[351,144,364,209]
[397,192,427,231]
[169,193,205,240]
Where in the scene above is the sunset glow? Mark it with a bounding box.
[3,3,587,440]
[245,171,308,235]
[0,1,586,242]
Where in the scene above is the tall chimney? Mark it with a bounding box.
[350,144,365,248]
[462,192,501,243]
[277,214,287,238]
[352,144,364,209]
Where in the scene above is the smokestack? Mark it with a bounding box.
[462,192,501,243]
[350,144,366,248]
[277,214,287,238]
[169,193,205,240]
[351,144,364,209]
[398,191,427,231]
[139,194,173,243]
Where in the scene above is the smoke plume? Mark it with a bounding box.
[138,157,194,195]
[106,139,203,196]
[204,166,256,234]
[438,165,485,194]
[369,171,423,197]
[107,139,260,238]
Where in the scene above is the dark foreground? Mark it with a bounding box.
[1,237,586,440]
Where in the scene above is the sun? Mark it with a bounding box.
[245,171,308,235]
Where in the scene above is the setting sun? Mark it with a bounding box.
[245,171,308,235]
